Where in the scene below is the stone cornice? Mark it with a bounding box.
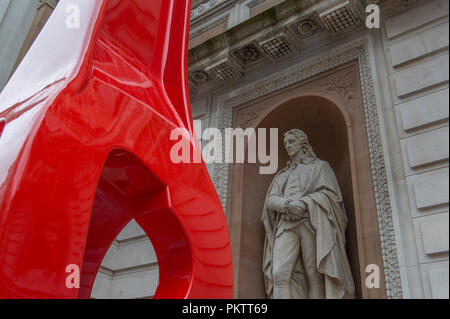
[188,0,423,93]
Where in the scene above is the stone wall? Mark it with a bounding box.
[373,0,449,298]
[91,220,158,299]
[190,0,449,299]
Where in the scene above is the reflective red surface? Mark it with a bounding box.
[0,0,233,299]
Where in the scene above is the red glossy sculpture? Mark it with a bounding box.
[0,0,233,299]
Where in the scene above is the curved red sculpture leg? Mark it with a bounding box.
[0,0,233,299]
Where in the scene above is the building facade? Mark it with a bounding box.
[0,0,448,299]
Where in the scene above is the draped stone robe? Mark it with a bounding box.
[261,158,355,299]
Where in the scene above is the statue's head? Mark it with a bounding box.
[283,129,316,161]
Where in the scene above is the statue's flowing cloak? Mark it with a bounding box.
[261,159,355,299]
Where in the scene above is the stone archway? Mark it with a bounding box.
[227,61,388,299]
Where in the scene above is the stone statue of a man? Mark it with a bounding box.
[261,129,355,299]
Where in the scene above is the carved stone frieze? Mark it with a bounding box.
[401,0,417,7]
[363,0,386,5]
[233,68,359,130]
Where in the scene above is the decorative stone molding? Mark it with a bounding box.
[212,38,403,299]
[228,3,250,29]
[319,0,363,36]
[190,32,295,87]
[315,70,358,110]
[190,70,210,86]
[291,14,324,39]
[189,0,385,90]
[401,0,417,7]
[191,0,406,89]
[0,0,11,23]
[231,43,264,65]
[259,34,294,61]
[205,57,243,84]
[363,0,386,5]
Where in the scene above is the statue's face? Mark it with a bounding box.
[284,133,303,159]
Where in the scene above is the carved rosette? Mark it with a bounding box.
[190,70,210,86]
[311,70,358,110]
[232,43,264,65]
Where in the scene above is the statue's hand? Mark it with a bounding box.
[285,200,308,220]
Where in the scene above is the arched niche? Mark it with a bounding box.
[228,82,387,299]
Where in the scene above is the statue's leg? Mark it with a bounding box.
[272,230,300,299]
[299,222,325,299]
